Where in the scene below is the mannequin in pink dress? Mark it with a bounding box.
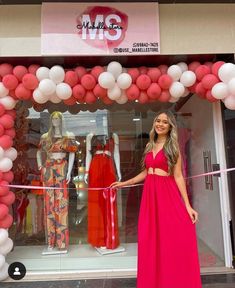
[111,110,202,288]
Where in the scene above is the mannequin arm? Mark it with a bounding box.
[84,133,93,184]
[36,150,43,171]
[66,152,75,183]
[113,133,122,181]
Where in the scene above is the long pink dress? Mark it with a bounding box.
[137,149,202,288]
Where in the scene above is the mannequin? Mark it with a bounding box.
[37,111,77,254]
[85,131,122,250]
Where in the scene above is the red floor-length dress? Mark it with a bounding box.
[88,138,120,249]
[137,149,202,288]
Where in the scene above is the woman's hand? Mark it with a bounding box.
[186,205,199,224]
[110,181,125,189]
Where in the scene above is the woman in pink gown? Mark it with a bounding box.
[111,110,202,288]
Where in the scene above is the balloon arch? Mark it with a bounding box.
[0,60,235,279]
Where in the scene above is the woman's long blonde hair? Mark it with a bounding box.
[142,110,179,174]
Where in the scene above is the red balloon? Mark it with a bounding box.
[2,74,18,90]
[0,104,5,117]
[195,83,206,98]
[136,75,151,90]
[93,84,107,99]
[201,74,219,90]
[0,124,4,137]
[28,64,40,75]
[22,73,39,90]
[158,74,173,90]
[126,84,140,101]
[0,63,13,77]
[0,171,2,181]
[0,114,14,129]
[206,90,219,103]
[63,96,77,106]
[2,171,14,183]
[81,74,96,90]
[188,61,201,72]
[13,65,28,81]
[158,90,171,102]
[0,191,15,206]
[75,66,87,80]
[0,135,13,149]
[4,128,16,138]
[138,91,149,104]
[127,68,140,83]
[0,203,9,220]
[5,110,16,119]
[84,91,97,104]
[188,81,198,93]
[64,71,79,87]
[72,84,86,100]
[15,83,32,100]
[102,96,114,105]
[158,65,168,74]
[147,68,161,82]
[195,65,211,81]
[147,83,161,99]
[139,66,148,74]
[204,62,213,68]
[0,214,13,229]
[0,181,9,196]
[211,61,225,76]
[8,89,18,100]
[90,66,105,80]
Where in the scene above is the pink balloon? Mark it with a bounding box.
[158,90,171,102]
[195,65,211,81]
[72,84,86,100]
[147,68,161,82]
[0,135,13,149]
[0,213,13,228]
[0,114,14,129]
[126,84,140,101]
[0,181,9,197]
[188,81,198,93]
[90,66,105,80]
[147,83,161,99]
[0,191,15,206]
[13,65,28,81]
[201,74,219,90]
[138,91,149,104]
[188,61,201,72]
[195,83,207,99]
[211,61,225,76]
[158,74,173,89]
[74,66,87,80]
[0,64,13,77]
[0,203,9,220]
[81,74,96,90]
[101,96,114,105]
[63,96,77,106]
[139,66,148,74]
[158,65,168,74]
[136,75,151,90]
[2,171,14,183]
[85,91,97,104]
[8,89,17,100]
[5,110,16,119]
[22,73,39,90]
[204,62,213,69]
[4,128,16,139]
[28,64,40,75]
[0,124,4,137]
[64,71,79,87]
[15,83,32,100]
[2,74,18,90]
[0,104,5,117]
[93,84,107,99]
[127,68,140,83]
[206,90,219,103]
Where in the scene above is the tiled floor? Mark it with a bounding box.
[1,274,235,288]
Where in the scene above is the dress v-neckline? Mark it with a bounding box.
[152,148,163,159]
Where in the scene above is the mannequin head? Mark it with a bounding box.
[47,111,65,141]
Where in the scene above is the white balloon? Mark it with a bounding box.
[169,96,179,103]
[116,91,128,104]
[218,63,235,83]
[177,62,188,72]
[49,65,65,84]
[107,61,123,79]
[227,78,235,96]
[0,229,8,245]
[98,72,115,89]
[49,93,62,103]
[36,66,50,81]
[0,96,16,110]
[0,157,13,172]
[169,81,185,98]
[167,65,182,81]
[224,95,235,110]
[0,254,5,270]
[0,83,9,98]
[56,83,72,100]
[107,84,122,100]
[0,263,9,281]
[39,79,56,96]
[211,82,228,100]
[117,73,132,89]
[0,238,13,255]
[33,89,49,104]
[182,87,190,97]
[4,147,17,161]
[0,147,4,160]
[180,71,196,87]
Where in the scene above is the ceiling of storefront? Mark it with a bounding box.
[1,0,235,4]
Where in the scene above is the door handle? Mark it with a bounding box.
[203,150,213,190]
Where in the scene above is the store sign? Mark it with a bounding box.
[41,2,160,55]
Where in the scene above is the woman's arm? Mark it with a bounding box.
[110,169,147,188]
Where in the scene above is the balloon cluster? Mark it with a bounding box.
[0,229,13,280]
